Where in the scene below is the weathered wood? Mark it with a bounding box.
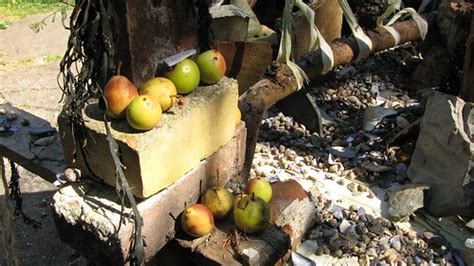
[51,123,246,264]
[239,15,435,181]
[114,0,200,87]
[461,14,474,102]
[0,104,65,183]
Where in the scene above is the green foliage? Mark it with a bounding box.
[44,54,62,62]
[0,19,12,29]
[0,1,72,31]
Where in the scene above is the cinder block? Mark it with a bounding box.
[58,77,240,198]
[52,123,246,264]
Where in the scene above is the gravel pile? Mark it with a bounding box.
[251,46,460,264]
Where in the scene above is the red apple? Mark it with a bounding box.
[180,203,215,238]
[196,49,226,84]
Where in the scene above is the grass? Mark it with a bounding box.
[44,54,62,62]
[0,2,66,21]
[0,1,71,30]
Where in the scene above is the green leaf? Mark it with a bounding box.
[338,0,373,61]
[277,0,307,90]
[294,0,334,74]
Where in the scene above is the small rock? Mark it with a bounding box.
[366,247,377,257]
[329,165,339,173]
[392,240,402,252]
[464,238,474,265]
[328,146,356,159]
[21,118,30,126]
[6,111,17,121]
[63,168,81,182]
[347,182,358,193]
[348,95,362,107]
[323,228,337,237]
[298,240,319,256]
[361,161,392,172]
[466,219,474,230]
[339,219,352,234]
[388,184,429,221]
[379,237,389,246]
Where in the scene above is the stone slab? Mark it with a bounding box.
[58,77,240,198]
[51,123,246,264]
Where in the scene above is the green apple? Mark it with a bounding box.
[139,77,177,112]
[233,194,270,234]
[165,58,200,94]
[201,186,234,219]
[126,95,162,131]
[245,177,273,203]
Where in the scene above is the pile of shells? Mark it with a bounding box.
[305,202,455,265]
[252,45,423,188]
[250,44,458,263]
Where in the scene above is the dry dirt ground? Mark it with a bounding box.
[0,12,75,265]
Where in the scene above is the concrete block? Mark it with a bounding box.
[58,77,240,198]
[52,123,246,264]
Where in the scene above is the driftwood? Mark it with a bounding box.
[239,14,436,181]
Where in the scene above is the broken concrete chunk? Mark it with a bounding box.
[388,184,428,221]
[407,92,474,217]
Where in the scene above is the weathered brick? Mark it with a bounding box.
[52,123,246,263]
[58,77,240,198]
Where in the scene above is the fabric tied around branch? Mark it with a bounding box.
[339,0,373,61]
[377,0,428,46]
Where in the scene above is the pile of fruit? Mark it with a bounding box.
[181,177,273,237]
[103,49,227,130]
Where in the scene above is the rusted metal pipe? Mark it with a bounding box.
[239,14,436,181]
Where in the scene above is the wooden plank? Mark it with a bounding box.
[0,103,65,183]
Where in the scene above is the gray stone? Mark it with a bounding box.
[407,93,474,217]
[388,184,428,221]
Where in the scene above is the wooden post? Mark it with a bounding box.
[114,0,200,87]
[461,15,474,102]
